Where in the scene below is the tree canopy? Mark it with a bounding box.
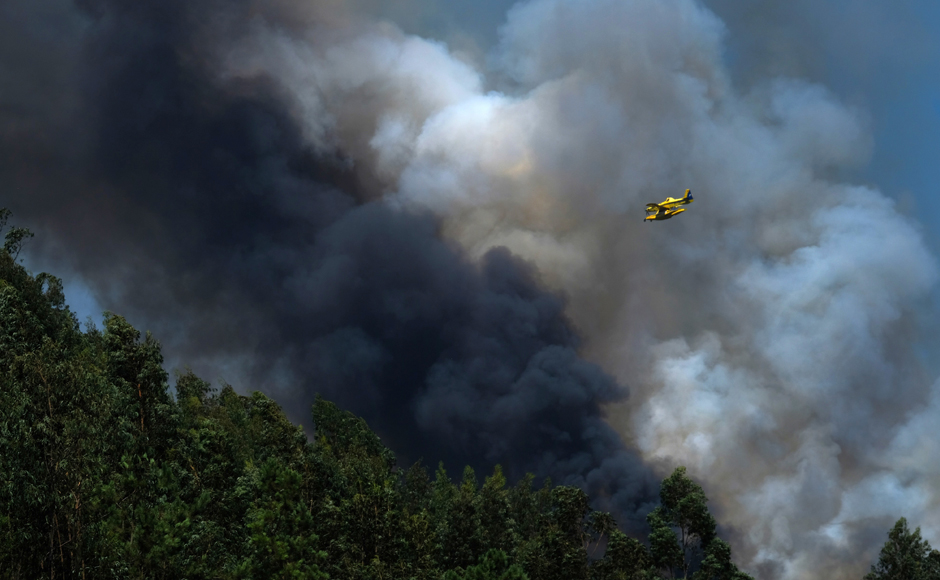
[0,210,757,579]
[865,518,940,580]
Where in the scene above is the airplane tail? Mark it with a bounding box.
[685,188,693,201]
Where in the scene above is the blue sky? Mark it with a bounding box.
[708,1,940,245]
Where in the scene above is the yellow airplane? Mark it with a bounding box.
[644,189,693,222]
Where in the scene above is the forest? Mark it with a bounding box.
[0,211,931,579]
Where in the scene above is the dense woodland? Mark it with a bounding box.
[0,211,930,579]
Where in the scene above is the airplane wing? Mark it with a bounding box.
[645,203,662,211]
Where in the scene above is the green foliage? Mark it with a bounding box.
[312,394,394,469]
[634,467,755,580]
[693,539,753,580]
[443,549,528,580]
[4,226,34,261]
[644,466,727,579]
[1,208,34,261]
[659,467,716,551]
[515,486,592,580]
[865,518,940,580]
[647,507,684,574]
[0,209,756,580]
[591,530,654,580]
[237,459,327,579]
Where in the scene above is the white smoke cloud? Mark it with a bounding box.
[223,0,940,577]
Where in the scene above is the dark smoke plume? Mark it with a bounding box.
[0,0,658,530]
[8,0,939,576]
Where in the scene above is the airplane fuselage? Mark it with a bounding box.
[660,191,693,208]
[643,189,693,221]
[644,207,685,221]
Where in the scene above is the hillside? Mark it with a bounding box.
[0,212,899,580]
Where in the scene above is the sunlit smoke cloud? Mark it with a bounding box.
[1,0,660,532]
[230,0,940,577]
[4,0,940,577]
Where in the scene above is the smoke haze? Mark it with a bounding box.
[3,0,940,578]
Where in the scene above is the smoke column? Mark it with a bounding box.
[3,0,940,577]
[0,0,660,531]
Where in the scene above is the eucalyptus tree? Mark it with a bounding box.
[865,518,940,580]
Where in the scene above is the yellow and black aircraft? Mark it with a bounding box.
[644,189,693,222]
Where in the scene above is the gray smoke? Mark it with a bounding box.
[4,0,940,577]
[233,0,938,578]
[0,0,658,531]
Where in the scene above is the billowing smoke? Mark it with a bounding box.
[0,0,658,531]
[3,0,939,578]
